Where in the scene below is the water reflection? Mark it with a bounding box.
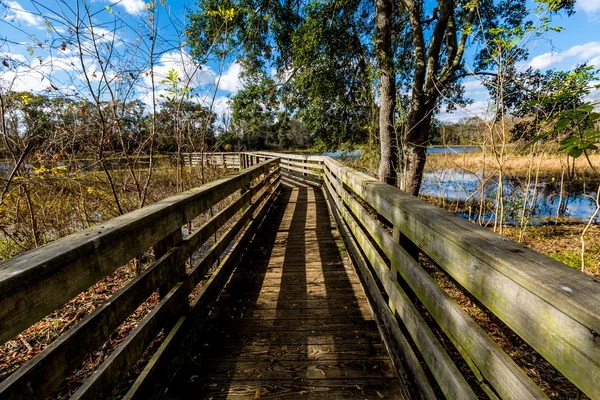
[322,147,598,225]
[421,169,599,225]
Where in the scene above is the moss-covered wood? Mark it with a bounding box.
[323,157,600,399]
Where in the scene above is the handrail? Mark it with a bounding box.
[0,156,281,400]
[253,151,323,185]
[321,156,600,399]
[2,150,598,399]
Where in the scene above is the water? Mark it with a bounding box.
[322,147,598,225]
[322,146,482,160]
[420,169,599,225]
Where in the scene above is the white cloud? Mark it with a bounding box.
[217,62,243,93]
[0,64,53,92]
[4,0,44,27]
[437,100,491,123]
[118,0,147,14]
[147,50,214,89]
[577,0,600,13]
[529,41,600,69]
[138,50,215,107]
[212,96,231,116]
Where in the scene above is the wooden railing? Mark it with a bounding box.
[181,152,241,169]
[2,150,599,400]
[318,155,600,399]
[0,155,280,400]
[254,151,323,185]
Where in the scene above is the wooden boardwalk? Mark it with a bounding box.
[164,177,405,399]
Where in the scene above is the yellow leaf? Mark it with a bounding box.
[377,390,385,398]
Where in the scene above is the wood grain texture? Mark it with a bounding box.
[324,166,548,399]
[163,178,407,400]
[324,156,600,398]
[0,159,278,345]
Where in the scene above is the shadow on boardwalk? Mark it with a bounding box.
[164,177,404,399]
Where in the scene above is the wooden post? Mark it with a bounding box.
[153,229,184,299]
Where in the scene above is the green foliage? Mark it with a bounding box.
[520,66,600,159]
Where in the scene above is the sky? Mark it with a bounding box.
[1,0,600,123]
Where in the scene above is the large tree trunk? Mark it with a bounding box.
[401,102,432,195]
[375,0,397,186]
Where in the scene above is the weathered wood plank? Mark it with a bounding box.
[325,173,475,400]
[185,359,398,380]
[324,176,434,400]
[168,378,404,399]
[0,159,278,345]
[324,157,600,398]
[195,343,388,361]
[325,166,549,399]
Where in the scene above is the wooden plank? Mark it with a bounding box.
[201,330,385,346]
[123,179,281,400]
[325,167,549,399]
[195,343,388,361]
[324,157,600,398]
[0,249,179,400]
[0,159,278,345]
[254,151,323,163]
[185,359,398,380]
[324,176,437,400]
[168,378,404,399]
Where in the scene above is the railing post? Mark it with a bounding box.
[303,158,307,178]
[153,228,184,299]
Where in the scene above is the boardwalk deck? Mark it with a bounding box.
[164,177,406,399]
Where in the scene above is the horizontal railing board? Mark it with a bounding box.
[324,171,480,400]
[0,159,277,345]
[123,177,281,400]
[280,164,321,177]
[324,176,435,400]
[323,157,600,398]
[324,167,548,399]
[280,159,323,170]
[254,151,324,163]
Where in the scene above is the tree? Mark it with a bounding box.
[187,0,378,151]
[375,0,397,185]
[396,0,575,195]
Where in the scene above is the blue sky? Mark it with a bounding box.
[1,0,600,122]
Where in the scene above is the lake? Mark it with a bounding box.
[320,148,598,225]
[322,145,482,159]
[420,169,599,225]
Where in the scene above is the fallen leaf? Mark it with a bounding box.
[207,383,217,388]
[319,369,326,376]
[281,345,288,351]
[377,390,385,398]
